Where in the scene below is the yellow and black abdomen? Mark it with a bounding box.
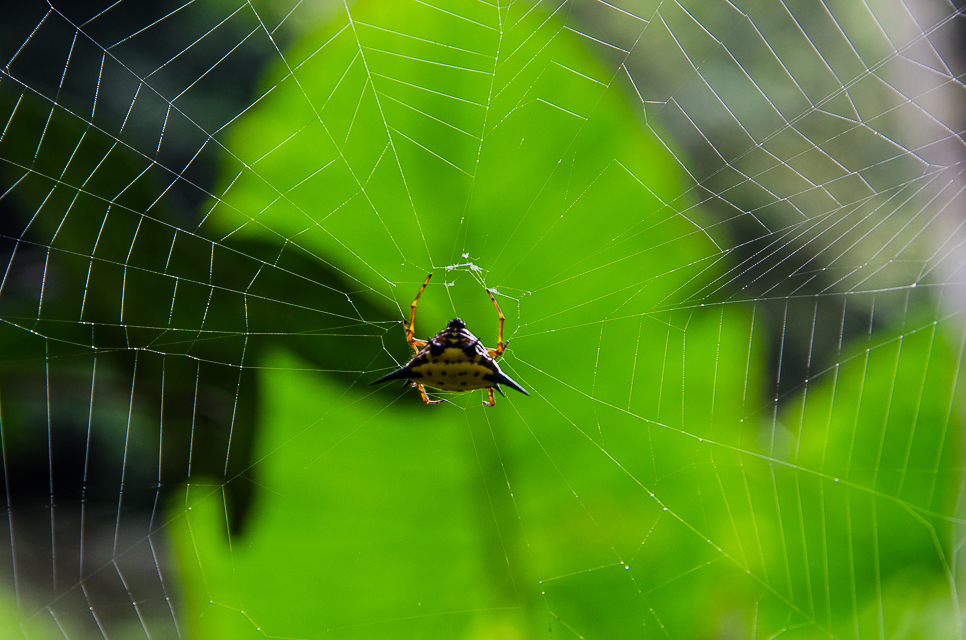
[370,322,528,399]
[410,347,497,391]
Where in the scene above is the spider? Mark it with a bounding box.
[371,273,529,406]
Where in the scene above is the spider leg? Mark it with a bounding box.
[485,287,505,358]
[406,274,432,353]
[417,383,443,405]
[483,387,496,407]
[486,339,509,359]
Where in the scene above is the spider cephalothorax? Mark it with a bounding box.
[371,274,529,406]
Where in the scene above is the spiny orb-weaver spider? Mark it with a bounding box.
[371,273,529,406]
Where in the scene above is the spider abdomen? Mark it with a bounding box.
[411,347,495,391]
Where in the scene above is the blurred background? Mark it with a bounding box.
[1,0,965,638]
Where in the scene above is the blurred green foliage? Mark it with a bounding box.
[0,0,961,638]
[167,1,964,639]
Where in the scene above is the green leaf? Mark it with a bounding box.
[170,1,964,638]
[174,0,743,637]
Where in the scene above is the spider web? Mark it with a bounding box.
[1,0,965,638]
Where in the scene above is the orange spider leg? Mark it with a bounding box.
[416,383,443,404]
[406,273,432,353]
[485,287,506,358]
[484,387,496,407]
[486,340,510,360]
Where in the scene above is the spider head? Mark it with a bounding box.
[447,318,466,330]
